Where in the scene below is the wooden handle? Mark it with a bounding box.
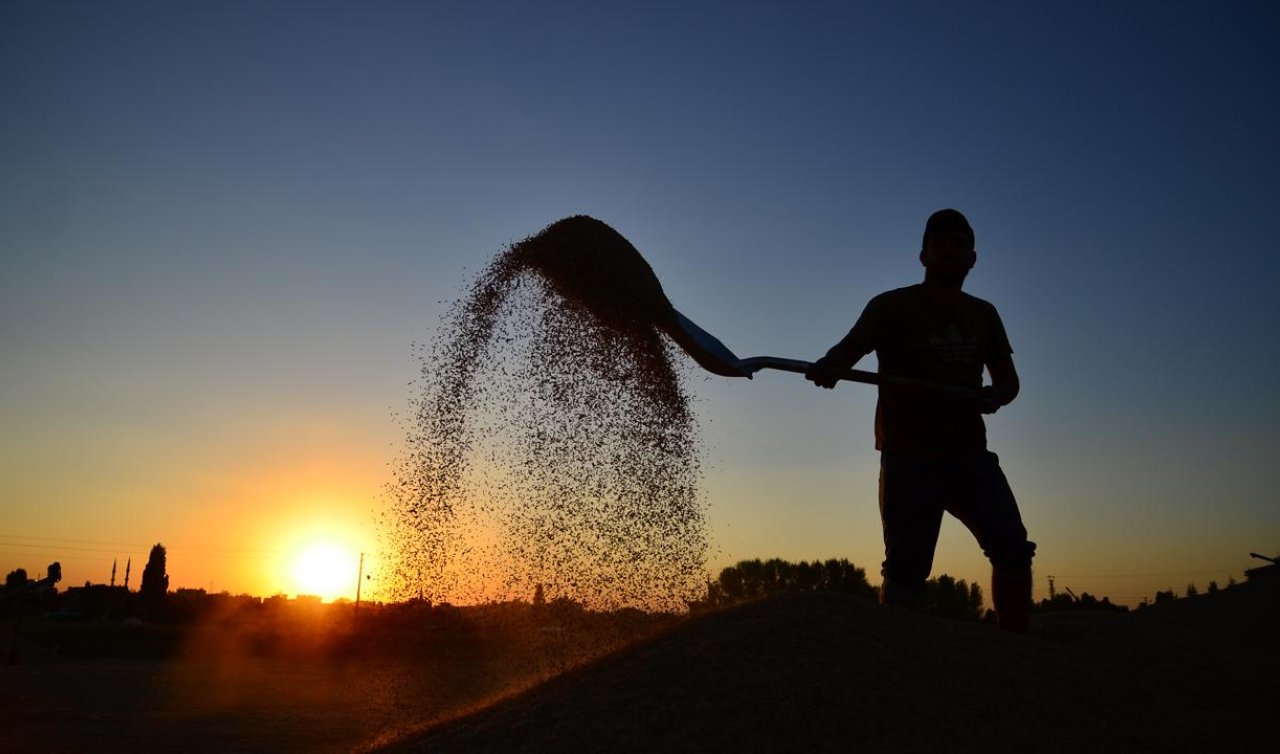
[736,356,981,401]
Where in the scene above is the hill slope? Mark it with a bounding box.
[376,582,1277,753]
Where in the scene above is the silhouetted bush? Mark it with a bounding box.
[5,568,29,593]
[918,574,983,621]
[704,558,877,607]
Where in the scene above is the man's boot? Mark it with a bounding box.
[879,578,920,610]
[992,566,1032,633]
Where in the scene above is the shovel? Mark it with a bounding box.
[667,310,982,401]
[516,216,978,400]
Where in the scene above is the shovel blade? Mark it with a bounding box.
[663,310,750,378]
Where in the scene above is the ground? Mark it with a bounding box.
[3,578,1276,753]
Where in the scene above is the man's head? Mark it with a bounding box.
[919,208,976,287]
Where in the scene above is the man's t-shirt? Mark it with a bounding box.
[844,284,1012,456]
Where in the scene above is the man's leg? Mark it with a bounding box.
[990,565,1034,633]
[947,451,1036,632]
[879,453,946,607]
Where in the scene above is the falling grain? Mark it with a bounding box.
[382,216,707,611]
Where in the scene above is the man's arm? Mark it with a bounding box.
[980,352,1020,414]
[806,298,880,390]
[805,331,872,389]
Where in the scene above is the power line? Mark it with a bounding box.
[2,533,153,547]
[1051,567,1240,579]
[0,551,121,565]
[0,534,283,558]
[0,541,135,555]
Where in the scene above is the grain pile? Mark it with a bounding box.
[382,216,707,611]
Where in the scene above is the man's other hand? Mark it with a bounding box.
[805,357,844,389]
[978,385,1003,414]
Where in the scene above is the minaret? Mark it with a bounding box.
[111,558,117,587]
[124,558,132,589]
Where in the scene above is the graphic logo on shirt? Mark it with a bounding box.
[929,323,979,364]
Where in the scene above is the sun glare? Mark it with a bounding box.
[291,542,358,602]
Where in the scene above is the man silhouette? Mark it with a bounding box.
[805,209,1035,632]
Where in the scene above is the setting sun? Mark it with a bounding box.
[290,543,358,602]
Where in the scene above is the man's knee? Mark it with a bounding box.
[987,539,1036,571]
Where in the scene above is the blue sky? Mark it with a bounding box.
[2,1,1277,604]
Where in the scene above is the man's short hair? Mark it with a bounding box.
[922,209,974,251]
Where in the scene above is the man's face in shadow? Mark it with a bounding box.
[920,227,976,286]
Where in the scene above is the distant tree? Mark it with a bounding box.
[545,596,585,621]
[140,543,169,616]
[718,565,744,602]
[919,574,983,621]
[737,559,766,598]
[532,583,546,608]
[1207,580,1219,594]
[707,557,876,607]
[1154,589,1176,605]
[5,568,28,592]
[795,560,819,591]
[46,562,61,585]
[821,559,877,599]
[1185,583,1198,598]
[700,579,724,608]
[1227,576,1237,588]
[761,558,787,593]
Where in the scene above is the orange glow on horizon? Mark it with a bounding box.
[264,494,373,602]
[289,541,360,602]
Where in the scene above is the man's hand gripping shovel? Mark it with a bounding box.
[665,310,983,402]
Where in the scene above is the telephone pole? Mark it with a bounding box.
[354,552,365,621]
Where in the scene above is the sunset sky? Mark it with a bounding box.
[3,2,1277,606]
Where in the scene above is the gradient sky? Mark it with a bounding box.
[3,1,1277,606]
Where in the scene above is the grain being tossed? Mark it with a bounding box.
[383,216,713,611]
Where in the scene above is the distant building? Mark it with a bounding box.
[59,584,130,618]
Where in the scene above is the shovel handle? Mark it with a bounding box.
[736,356,982,401]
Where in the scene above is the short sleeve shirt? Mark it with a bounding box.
[845,285,1012,456]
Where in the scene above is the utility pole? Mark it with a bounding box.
[124,558,132,590]
[354,552,365,621]
[111,559,117,587]
[1048,575,1056,600]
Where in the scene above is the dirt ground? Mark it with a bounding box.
[381,580,1279,753]
[4,579,1276,753]
[2,614,613,753]
[3,650,500,752]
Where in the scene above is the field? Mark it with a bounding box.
[3,601,673,752]
[4,578,1277,753]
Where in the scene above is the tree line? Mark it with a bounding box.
[698,558,987,622]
